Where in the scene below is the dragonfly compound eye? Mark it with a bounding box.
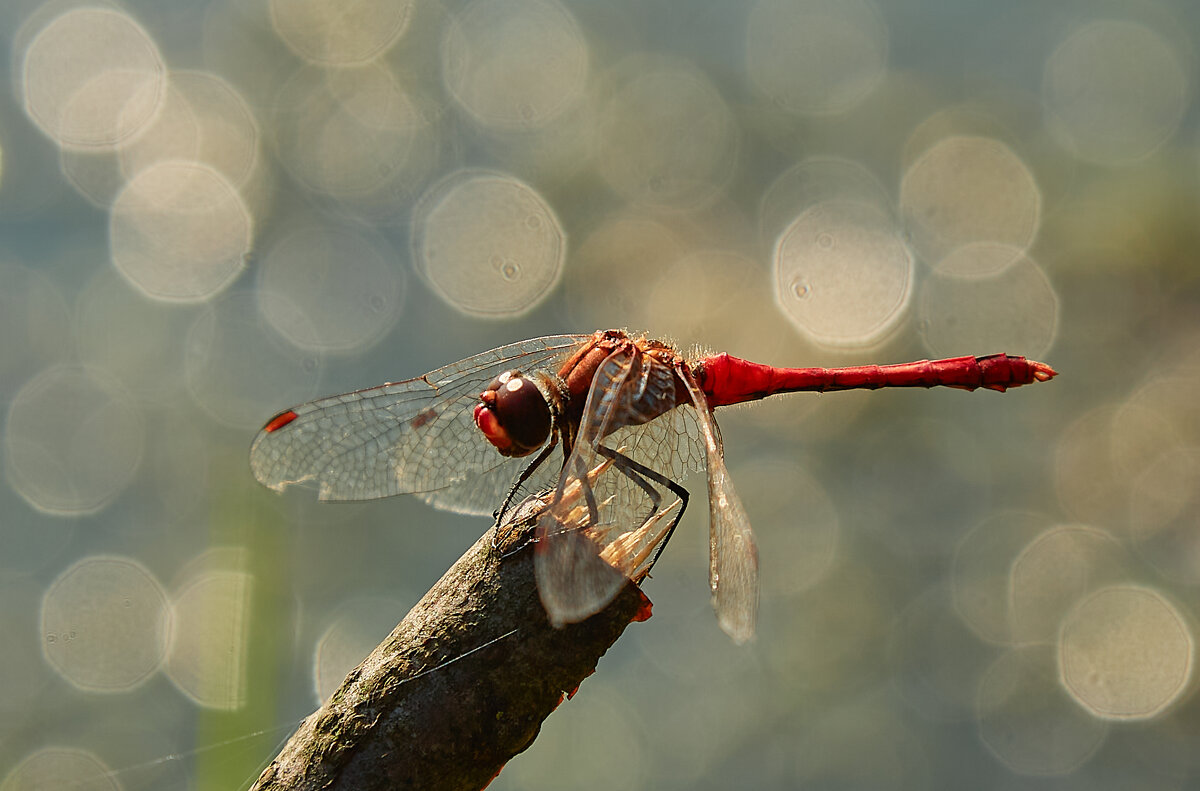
[473,371,551,457]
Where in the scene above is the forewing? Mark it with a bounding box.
[581,362,705,560]
[535,350,633,625]
[582,347,705,484]
[248,334,589,512]
[536,350,682,626]
[537,461,682,623]
[681,369,758,643]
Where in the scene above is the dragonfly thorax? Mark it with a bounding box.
[473,370,552,457]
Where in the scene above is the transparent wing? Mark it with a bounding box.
[536,350,689,626]
[248,334,590,512]
[416,443,563,516]
[680,368,758,644]
[580,355,705,560]
[520,452,681,628]
[576,341,706,484]
[607,404,705,482]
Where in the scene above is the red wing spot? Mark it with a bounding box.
[262,410,298,433]
[410,408,437,430]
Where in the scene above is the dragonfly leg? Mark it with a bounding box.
[563,450,601,536]
[594,444,689,575]
[492,431,561,552]
[500,450,604,560]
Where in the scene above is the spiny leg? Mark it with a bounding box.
[569,450,601,536]
[492,431,560,552]
[595,445,663,520]
[496,440,600,560]
[594,444,690,575]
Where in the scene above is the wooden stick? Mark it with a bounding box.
[249,495,653,791]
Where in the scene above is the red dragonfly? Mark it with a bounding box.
[250,330,1055,642]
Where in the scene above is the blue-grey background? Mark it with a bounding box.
[2,0,1199,789]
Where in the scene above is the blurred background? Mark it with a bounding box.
[2,0,1199,788]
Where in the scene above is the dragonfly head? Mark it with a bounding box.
[474,370,552,457]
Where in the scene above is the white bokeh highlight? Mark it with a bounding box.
[40,556,170,692]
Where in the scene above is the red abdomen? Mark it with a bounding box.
[696,353,1056,408]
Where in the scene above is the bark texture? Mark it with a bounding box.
[250,500,651,791]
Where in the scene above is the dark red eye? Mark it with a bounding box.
[473,371,551,457]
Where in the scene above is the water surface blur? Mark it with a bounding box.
[2,1,1199,789]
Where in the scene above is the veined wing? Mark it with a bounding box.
[680,368,758,644]
[605,402,705,482]
[249,334,590,512]
[415,443,564,517]
[536,349,687,626]
[570,345,704,483]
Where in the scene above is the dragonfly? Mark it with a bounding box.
[250,329,1055,642]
